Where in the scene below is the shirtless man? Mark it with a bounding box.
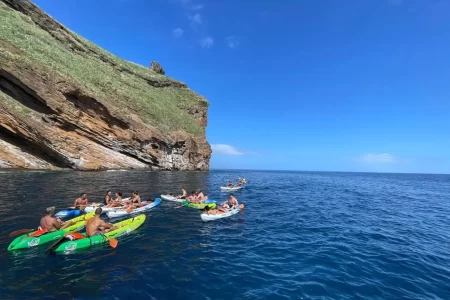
[39,207,73,232]
[86,208,117,237]
[73,193,89,210]
[218,194,239,212]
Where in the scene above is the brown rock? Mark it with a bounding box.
[150,61,165,75]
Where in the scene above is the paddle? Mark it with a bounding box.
[9,228,35,237]
[46,235,69,252]
[100,232,118,248]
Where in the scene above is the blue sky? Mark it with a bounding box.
[33,0,450,173]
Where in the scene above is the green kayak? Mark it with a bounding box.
[52,214,146,253]
[7,212,94,251]
[182,200,216,210]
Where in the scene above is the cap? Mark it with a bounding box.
[46,206,55,213]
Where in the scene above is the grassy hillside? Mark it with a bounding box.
[0,1,207,135]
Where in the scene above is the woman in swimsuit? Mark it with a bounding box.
[130,191,142,209]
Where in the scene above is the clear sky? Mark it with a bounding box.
[33,0,450,173]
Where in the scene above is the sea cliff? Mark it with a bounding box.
[0,0,211,170]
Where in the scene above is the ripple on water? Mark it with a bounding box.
[0,171,449,299]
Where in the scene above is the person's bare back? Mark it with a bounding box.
[86,208,115,237]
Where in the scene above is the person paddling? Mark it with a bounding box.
[86,208,117,237]
[73,193,89,210]
[39,207,73,232]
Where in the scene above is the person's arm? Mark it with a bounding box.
[73,199,78,208]
[52,218,63,230]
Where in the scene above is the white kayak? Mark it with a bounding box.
[201,206,241,221]
[106,198,161,218]
[160,194,184,203]
[220,186,243,191]
[84,197,130,213]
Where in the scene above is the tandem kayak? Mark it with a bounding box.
[51,214,146,253]
[220,186,243,191]
[7,212,94,251]
[200,206,241,221]
[106,198,161,218]
[182,200,216,210]
[160,194,184,203]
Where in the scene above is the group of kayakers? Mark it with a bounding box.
[226,177,247,188]
[39,206,117,238]
[38,182,243,238]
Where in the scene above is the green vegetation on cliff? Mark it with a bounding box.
[0,1,207,135]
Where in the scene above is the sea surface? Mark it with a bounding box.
[0,170,449,299]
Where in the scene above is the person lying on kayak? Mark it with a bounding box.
[104,190,113,206]
[39,207,74,232]
[86,208,117,237]
[176,187,187,199]
[73,193,89,210]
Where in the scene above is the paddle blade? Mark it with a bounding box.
[9,229,34,237]
[46,236,67,253]
[108,238,118,248]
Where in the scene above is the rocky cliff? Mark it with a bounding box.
[0,0,211,170]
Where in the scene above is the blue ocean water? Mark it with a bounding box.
[0,170,449,299]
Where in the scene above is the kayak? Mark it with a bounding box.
[55,209,81,218]
[220,186,243,191]
[200,206,241,221]
[52,214,146,253]
[84,203,121,213]
[106,198,161,218]
[182,200,216,210]
[160,194,184,203]
[7,212,94,251]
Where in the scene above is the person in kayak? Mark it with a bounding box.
[187,191,202,204]
[227,180,234,188]
[39,207,74,232]
[176,187,187,199]
[73,193,89,210]
[197,190,208,201]
[128,191,143,209]
[104,190,113,206]
[217,194,239,212]
[86,208,117,237]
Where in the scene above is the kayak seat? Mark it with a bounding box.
[65,232,86,240]
[29,228,49,237]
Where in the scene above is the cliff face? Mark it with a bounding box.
[0,0,211,170]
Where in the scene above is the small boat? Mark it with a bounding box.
[200,206,241,221]
[55,208,82,218]
[160,194,184,202]
[220,186,243,191]
[182,200,216,210]
[7,212,94,251]
[106,198,161,218]
[51,214,146,253]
